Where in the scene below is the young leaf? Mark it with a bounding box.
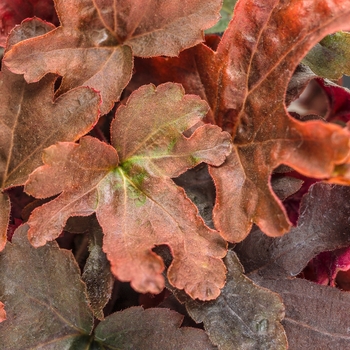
[303,32,350,80]
[93,307,216,349]
[4,0,222,114]
[0,18,101,251]
[0,224,94,348]
[25,83,231,300]
[234,183,350,279]
[170,251,287,350]
[0,0,58,47]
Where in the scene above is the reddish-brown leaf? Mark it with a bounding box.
[4,0,222,114]
[0,0,58,47]
[130,0,350,241]
[0,302,6,323]
[25,83,231,300]
[0,18,100,251]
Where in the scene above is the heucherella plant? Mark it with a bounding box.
[1,0,350,348]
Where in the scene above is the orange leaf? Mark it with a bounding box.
[25,83,231,300]
[4,0,222,114]
[0,18,100,251]
[128,0,350,241]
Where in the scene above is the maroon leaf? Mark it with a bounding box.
[94,307,216,349]
[0,224,94,348]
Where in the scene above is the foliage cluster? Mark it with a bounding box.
[2,0,350,348]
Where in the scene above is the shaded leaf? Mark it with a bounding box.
[303,31,350,80]
[0,302,6,322]
[167,251,287,350]
[0,224,94,348]
[250,278,350,350]
[93,307,216,349]
[25,83,231,300]
[4,0,222,114]
[82,217,114,320]
[235,183,350,279]
[317,78,350,124]
[304,246,350,287]
[0,0,58,47]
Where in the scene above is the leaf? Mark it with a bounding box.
[4,0,222,114]
[234,183,350,279]
[25,83,231,300]
[128,0,350,241]
[303,31,350,80]
[82,216,114,320]
[0,302,6,323]
[0,0,58,47]
[0,224,94,348]
[0,18,101,251]
[93,306,216,349]
[169,251,287,350]
[251,278,350,349]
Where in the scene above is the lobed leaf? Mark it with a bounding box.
[129,0,350,241]
[25,83,231,300]
[0,18,101,251]
[4,0,222,114]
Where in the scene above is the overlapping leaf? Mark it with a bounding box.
[168,251,287,350]
[0,18,101,251]
[234,183,350,279]
[232,183,350,348]
[0,225,216,349]
[25,83,231,300]
[0,0,58,47]
[4,0,222,114]
[303,31,350,79]
[128,0,350,242]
